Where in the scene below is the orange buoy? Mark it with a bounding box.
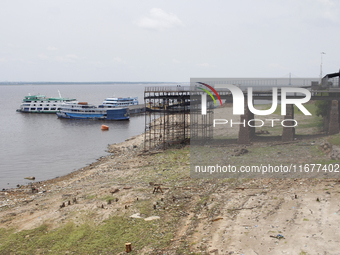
[101,125,109,130]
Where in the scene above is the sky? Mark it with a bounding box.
[0,0,339,82]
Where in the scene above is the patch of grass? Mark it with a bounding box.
[100,195,116,203]
[303,218,309,221]
[0,216,173,254]
[134,199,155,217]
[273,103,318,116]
[86,194,97,200]
[297,117,323,129]
[328,134,340,146]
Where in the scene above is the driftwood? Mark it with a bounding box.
[153,186,163,194]
[110,188,120,194]
[212,217,223,222]
[125,243,132,253]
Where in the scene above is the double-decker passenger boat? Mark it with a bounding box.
[100,97,138,108]
[17,92,77,113]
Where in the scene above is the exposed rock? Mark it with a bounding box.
[330,145,340,160]
[130,213,143,219]
[144,216,160,221]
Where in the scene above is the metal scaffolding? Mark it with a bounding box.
[144,86,191,151]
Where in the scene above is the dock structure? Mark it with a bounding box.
[144,76,340,151]
[128,104,145,115]
[144,86,191,151]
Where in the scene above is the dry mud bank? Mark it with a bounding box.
[1,120,340,254]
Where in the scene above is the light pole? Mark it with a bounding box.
[320,52,326,84]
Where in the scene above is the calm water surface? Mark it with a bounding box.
[0,83,177,189]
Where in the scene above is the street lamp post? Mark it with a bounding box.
[320,52,326,84]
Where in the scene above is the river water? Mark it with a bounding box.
[0,83,178,189]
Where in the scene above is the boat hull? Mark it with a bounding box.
[57,108,129,120]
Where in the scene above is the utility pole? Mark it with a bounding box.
[320,52,326,84]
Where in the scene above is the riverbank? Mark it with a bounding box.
[1,107,340,254]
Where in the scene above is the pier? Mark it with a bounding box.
[144,74,340,151]
[129,104,145,114]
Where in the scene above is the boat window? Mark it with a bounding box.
[51,108,56,110]
[46,104,49,106]
[44,108,49,110]
[31,108,36,110]
[40,104,43,106]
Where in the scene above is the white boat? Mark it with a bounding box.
[56,102,129,120]
[100,97,138,108]
[17,92,77,113]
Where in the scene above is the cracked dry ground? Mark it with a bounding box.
[1,134,340,254]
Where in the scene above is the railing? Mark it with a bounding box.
[145,86,191,92]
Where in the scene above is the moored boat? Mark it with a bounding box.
[100,97,138,108]
[17,92,77,113]
[56,102,129,120]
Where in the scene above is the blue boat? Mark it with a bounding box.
[56,102,129,120]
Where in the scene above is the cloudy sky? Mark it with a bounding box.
[0,0,339,82]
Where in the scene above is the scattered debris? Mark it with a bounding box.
[125,242,132,253]
[130,213,142,219]
[153,186,163,194]
[25,177,35,180]
[270,234,285,239]
[233,148,248,156]
[110,188,120,194]
[212,217,223,222]
[144,216,160,221]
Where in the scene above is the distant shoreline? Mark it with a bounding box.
[0,81,184,85]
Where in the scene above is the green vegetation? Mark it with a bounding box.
[328,134,340,146]
[315,100,328,117]
[273,103,318,116]
[100,195,116,203]
[0,216,172,254]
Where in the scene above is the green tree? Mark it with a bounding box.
[315,100,328,117]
